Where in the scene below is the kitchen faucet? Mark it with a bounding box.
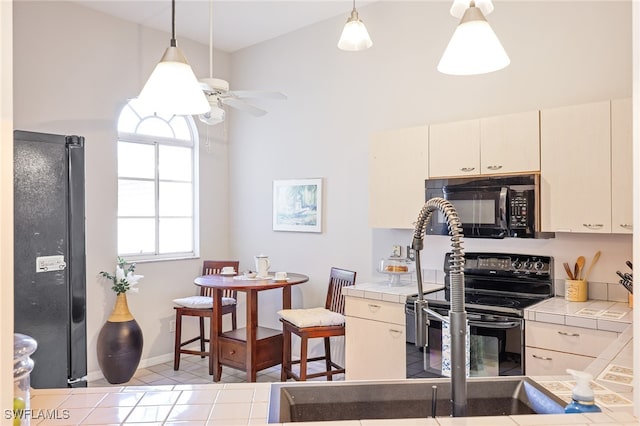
[411,197,467,417]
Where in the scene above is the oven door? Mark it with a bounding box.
[408,309,524,379]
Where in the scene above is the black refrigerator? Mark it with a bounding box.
[13,130,87,388]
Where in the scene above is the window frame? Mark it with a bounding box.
[116,103,200,262]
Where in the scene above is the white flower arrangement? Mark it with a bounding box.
[100,257,144,295]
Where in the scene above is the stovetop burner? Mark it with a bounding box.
[470,296,523,309]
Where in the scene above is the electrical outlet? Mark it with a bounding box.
[392,245,401,257]
[407,246,416,261]
[169,319,176,333]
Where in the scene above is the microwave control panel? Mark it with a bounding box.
[509,191,532,230]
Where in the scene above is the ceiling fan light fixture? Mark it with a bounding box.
[338,4,372,51]
[437,2,510,76]
[198,105,226,126]
[137,0,209,115]
[449,0,494,19]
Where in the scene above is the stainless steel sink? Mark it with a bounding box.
[268,377,566,423]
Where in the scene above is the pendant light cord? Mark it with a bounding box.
[170,0,177,47]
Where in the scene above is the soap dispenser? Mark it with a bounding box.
[564,369,602,413]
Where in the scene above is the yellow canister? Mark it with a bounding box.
[565,279,587,302]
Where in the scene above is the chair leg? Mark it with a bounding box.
[199,317,206,358]
[231,310,237,330]
[281,328,291,381]
[299,336,308,381]
[324,337,332,381]
[173,312,182,371]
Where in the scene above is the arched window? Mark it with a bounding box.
[116,99,199,261]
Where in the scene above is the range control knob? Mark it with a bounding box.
[512,261,522,270]
[523,261,533,269]
[534,261,545,270]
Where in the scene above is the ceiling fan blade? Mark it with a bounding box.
[228,90,287,100]
[222,98,268,117]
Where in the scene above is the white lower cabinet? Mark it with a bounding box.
[345,297,406,380]
[525,321,618,376]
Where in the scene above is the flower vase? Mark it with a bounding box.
[97,293,143,384]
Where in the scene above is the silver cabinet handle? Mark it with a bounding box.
[486,165,503,171]
[620,224,633,230]
[532,354,553,361]
[368,304,381,312]
[557,331,580,337]
[460,167,475,172]
[582,224,604,229]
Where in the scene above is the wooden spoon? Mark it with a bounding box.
[575,256,586,280]
[582,251,601,282]
[563,262,575,280]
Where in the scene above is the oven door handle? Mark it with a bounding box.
[467,320,521,329]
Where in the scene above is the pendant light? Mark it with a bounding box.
[437,0,510,76]
[337,0,372,51]
[138,0,209,115]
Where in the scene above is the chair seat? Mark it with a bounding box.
[278,307,345,328]
[173,295,236,309]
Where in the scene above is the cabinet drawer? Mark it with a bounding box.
[345,297,405,325]
[525,321,617,357]
[525,347,594,376]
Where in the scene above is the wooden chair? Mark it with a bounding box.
[173,260,239,374]
[279,267,357,381]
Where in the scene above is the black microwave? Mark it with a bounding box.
[425,174,544,238]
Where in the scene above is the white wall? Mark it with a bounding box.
[12,1,232,378]
[1,0,13,412]
[228,1,632,341]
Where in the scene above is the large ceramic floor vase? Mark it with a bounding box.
[97,293,143,384]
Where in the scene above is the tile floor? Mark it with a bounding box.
[89,355,344,387]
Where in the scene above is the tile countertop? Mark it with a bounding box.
[25,295,637,425]
[341,280,444,304]
[524,296,635,416]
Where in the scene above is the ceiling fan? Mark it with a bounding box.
[198,1,286,126]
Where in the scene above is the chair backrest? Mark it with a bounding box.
[325,267,357,314]
[201,260,240,299]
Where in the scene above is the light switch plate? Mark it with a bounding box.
[392,245,401,257]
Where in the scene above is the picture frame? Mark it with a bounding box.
[273,178,323,232]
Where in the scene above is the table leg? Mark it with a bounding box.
[282,285,292,310]
[246,289,258,382]
[211,288,222,381]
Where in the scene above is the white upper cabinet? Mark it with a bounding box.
[611,98,633,234]
[480,110,540,174]
[429,119,480,177]
[369,125,429,229]
[429,111,540,178]
[540,100,611,233]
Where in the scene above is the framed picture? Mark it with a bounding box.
[273,178,323,232]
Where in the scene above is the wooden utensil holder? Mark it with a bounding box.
[565,279,587,302]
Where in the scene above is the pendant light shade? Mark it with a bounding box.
[337,1,372,51]
[438,2,510,76]
[138,0,209,115]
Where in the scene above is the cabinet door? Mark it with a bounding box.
[345,315,406,380]
[369,126,428,229]
[540,101,611,233]
[480,110,540,174]
[611,98,633,234]
[429,119,480,177]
